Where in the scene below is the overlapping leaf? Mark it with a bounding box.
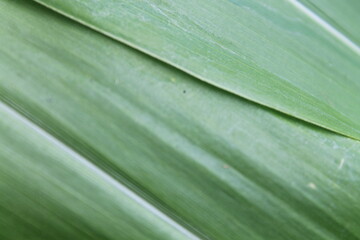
[33,0,360,139]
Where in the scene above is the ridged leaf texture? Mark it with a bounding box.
[0,0,359,240]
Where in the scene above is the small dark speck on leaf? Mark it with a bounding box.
[183,90,186,94]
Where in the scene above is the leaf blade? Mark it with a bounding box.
[1,0,360,239]
[32,0,360,139]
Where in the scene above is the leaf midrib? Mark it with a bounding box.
[287,0,360,55]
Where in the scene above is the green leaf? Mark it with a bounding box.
[32,0,360,139]
[298,0,360,46]
[0,103,193,240]
[1,1,360,239]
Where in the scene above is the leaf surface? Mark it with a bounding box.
[32,0,360,139]
[298,0,360,46]
[1,1,360,239]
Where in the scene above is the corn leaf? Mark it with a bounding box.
[1,1,360,239]
[298,0,360,46]
[32,0,360,139]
